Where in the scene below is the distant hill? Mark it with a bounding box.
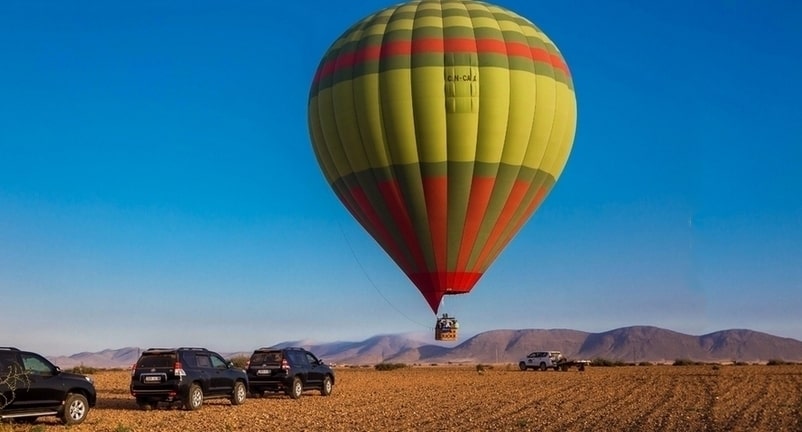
[47,326,802,369]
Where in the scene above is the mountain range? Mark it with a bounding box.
[47,326,802,369]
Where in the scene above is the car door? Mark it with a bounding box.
[289,351,310,384]
[1,351,26,410]
[15,353,63,410]
[304,352,323,386]
[208,353,234,395]
[525,352,537,367]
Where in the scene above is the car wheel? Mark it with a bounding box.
[231,381,247,405]
[186,384,204,410]
[518,362,527,371]
[539,362,547,371]
[61,393,89,425]
[320,375,333,396]
[287,377,303,399]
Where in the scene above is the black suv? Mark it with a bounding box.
[246,347,334,399]
[0,347,97,425]
[130,347,248,410]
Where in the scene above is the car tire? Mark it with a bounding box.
[320,375,333,396]
[186,384,204,410]
[231,381,247,405]
[287,377,303,399]
[539,362,547,371]
[61,393,89,425]
[518,362,527,371]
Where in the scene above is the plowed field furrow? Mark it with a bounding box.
[714,369,802,432]
[3,365,802,432]
[713,369,767,431]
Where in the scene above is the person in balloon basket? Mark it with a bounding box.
[438,315,459,333]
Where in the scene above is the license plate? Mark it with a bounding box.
[144,375,162,383]
[256,369,271,376]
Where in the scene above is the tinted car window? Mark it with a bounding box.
[250,351,282,365]
[138,354,174,368]
[289,351,308,366]
[196,354,212,368]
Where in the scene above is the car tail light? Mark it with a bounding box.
[131,363,137,377]
[281,359,290,370]
[174,361,186,377]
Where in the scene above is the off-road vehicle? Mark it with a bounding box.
[518,350,589,371]
[130,347,248,410]
[246,347,334,399]
[0,347,97,425]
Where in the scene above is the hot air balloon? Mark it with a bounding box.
[308,0,576,339]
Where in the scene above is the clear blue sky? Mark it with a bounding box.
[2,0,801,356]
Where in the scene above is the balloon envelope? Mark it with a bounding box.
[308,0,576,313]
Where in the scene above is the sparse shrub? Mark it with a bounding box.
[766,359,790,366]
[476,364,493,373]
[114,424,134,432]
[228,356,249,369]
[374,363,407,371]
[672,358,698,366]
[637,362,653,366]
[68,364,99,374]
[591,358,626,367]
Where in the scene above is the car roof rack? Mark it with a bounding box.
[0,347,21,351]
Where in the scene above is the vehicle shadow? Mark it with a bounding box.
[95,397,140,411]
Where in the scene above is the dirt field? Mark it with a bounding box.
[3,364,801,431]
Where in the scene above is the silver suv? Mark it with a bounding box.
[518,351,564,371]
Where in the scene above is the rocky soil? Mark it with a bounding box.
[3,364,801,431]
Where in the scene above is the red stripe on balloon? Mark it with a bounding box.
[456,176,495,273]
[347,186,414,272]
[410,271,482,313]
[474,179,529,269]
[423,176,448,278]
[313,37,569,85]
[377,180,428,272]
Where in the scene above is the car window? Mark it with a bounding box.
[290,351,309,367]
[195,354,212,368]
[138,354,175,368]
[250,351,282,365]
[21,353,55,375]
[210,354,227,369]
[0,352,20,378]
[305,352,318,365]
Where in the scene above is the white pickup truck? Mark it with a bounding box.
[518,351,589,371]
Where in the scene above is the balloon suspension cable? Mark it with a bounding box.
[338,222,431,330]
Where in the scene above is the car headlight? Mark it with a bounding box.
[85,375,94,384]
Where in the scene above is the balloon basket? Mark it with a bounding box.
[435,314,459,341]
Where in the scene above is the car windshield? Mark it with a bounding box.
[250,351,282,365]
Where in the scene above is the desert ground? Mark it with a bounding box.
[3,364,801,432]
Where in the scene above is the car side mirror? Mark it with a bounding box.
[54,366,62,374]
[227,361,234,368]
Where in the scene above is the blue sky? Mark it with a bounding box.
[1,0,801,356]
